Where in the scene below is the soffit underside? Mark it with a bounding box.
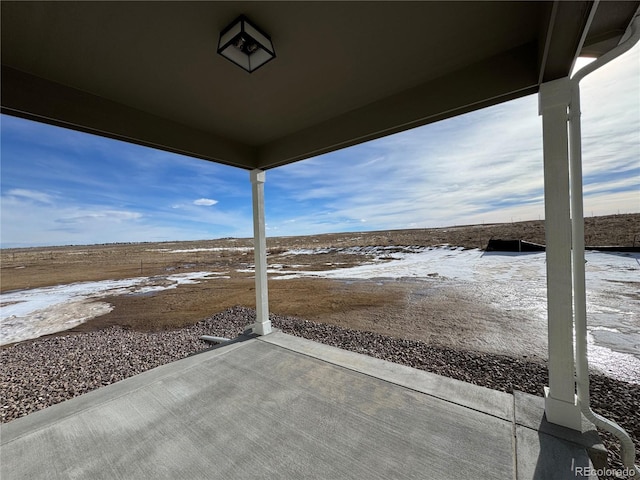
[1,1,638,170]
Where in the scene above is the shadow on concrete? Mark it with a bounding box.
[532,416,597,479]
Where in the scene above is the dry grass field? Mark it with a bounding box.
[1,213,638,354]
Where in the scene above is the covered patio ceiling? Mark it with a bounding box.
[2,1,638,171]
[3,2,640,460]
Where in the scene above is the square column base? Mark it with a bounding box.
[544,386,582,430]
[249,321,272,336]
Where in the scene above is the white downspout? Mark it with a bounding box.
[569,14,640,476]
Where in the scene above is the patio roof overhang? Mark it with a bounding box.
[2,1,638,171]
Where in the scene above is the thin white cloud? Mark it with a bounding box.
[1,184,252,247]
[270,93,545,234]
[56,210,143,224]
[193,198,218,206]
[5,188,54,204]
[583,191,640,217]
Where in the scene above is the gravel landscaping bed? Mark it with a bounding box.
[1,306,638,477]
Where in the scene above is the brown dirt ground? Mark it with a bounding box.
[1,213,638,358]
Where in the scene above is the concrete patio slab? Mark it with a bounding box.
[1,332,600,479]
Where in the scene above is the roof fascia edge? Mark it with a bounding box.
[618,4,640,44]
[538,0,594,83]
[537,1,559,85]
[0,66,258,170]
[257,42,538,170]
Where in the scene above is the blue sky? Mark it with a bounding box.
[1,46,638,248]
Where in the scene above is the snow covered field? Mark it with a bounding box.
[271,246,640,383]
[1,246,638,382]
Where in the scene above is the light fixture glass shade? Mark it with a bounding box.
[217,15,276,73]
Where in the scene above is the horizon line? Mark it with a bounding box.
[2,212,637,250]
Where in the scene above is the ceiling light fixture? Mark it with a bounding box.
[217,15,276,73]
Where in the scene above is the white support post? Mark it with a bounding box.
[250,169,272,335]
[538,78,581,430]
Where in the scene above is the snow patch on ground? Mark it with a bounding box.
[0,272,221,346]
[148,247,253,254]
[270,247,640,382]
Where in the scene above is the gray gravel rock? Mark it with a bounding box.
[1,306,638,477]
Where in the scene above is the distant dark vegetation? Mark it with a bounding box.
[265,213,640,251]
